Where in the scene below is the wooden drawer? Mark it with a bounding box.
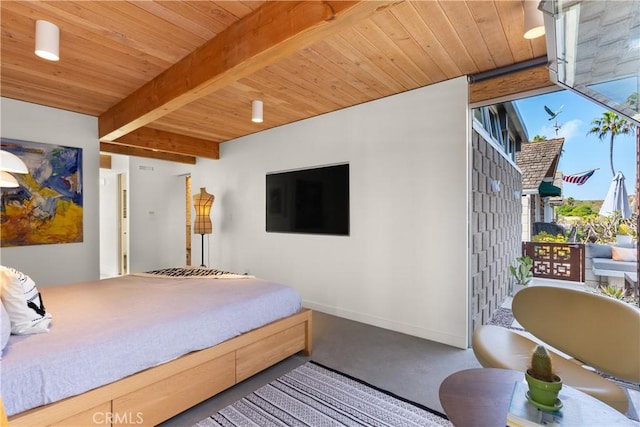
[50,402,111,427]
[236,323,306,382]
[112,351,235,426]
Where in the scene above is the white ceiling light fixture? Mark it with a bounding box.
[252,100,263,123]
[523,0,545,39]
[35,19,60,61]
[0,150,28,174]
[0,171,20,188]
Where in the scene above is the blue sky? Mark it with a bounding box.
[514,91,637,201]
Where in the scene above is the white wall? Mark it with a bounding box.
[0,98,99,287]
[194,77,471,348]
[127,157,192,273]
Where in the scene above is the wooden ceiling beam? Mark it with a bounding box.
[100,154,112,169]
[113,127,219,160]
[98,0,397,142]
[469,64,559,105]
[99,142,196,165]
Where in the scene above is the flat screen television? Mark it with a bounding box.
[266,163,349,235]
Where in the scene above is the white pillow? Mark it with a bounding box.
[1,301,10,356]
[612,246,638,262]
[0,266,52,334]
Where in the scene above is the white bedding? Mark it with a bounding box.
[1,274,302,416]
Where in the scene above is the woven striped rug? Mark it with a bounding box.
[194,361,452,427]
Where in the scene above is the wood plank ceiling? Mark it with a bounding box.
[1,1,547,163]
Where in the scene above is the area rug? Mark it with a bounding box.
[193,361,452,427]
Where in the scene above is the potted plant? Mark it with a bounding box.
[509,256,533,295]
[525,345,563,410]
[616,224,633,245]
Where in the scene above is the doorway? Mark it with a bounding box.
[117,173,129,275]
[185,175,192,266]
[99,165,130,278]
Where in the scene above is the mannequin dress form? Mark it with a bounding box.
[193,187,214,266]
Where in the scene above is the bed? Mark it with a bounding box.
[2,269,312,426]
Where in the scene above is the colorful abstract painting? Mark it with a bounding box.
[1,138,83,247]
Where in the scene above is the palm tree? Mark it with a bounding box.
[587,112,635,176]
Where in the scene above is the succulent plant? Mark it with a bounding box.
[599,284,625,300]
[528,345,556,382]
[509,256,533,286]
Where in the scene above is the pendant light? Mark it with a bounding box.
[35,20,60,61]
[523,1,545,40]
[0,150,28,174]
[0,171,19,188]
[252,100,263,123]
[0,150,28,188]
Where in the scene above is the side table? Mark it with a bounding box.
[439,368,636,426]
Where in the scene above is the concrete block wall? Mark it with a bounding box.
[471,130,523,331]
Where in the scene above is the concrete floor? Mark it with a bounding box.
[160,311,482,426]
[161,308,640,426]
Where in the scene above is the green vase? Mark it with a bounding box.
[525,370,562,407]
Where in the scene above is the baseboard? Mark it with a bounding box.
[303,300,468,349]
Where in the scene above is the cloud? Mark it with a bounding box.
[537,119,583,141]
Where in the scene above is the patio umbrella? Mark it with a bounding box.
[599,171,631,218]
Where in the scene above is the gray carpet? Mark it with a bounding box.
[193,361,452,427]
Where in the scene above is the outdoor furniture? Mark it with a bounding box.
[532,222,566,237]
[439,368,635,426]
[472,286,640,414]
[592,258,638,278]
[586,242,638,289]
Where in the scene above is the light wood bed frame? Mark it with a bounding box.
[8,309,312,427]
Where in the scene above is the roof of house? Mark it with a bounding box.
[515,138,565,192]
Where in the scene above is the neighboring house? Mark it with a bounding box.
[472,102,529,163]
[470,101,527,328]
[516,138,565,242]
